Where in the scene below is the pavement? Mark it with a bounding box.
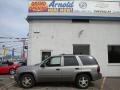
[103,77,120,90]
[0,75,120,90]
[0,75,15,90]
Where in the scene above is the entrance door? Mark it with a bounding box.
[42,51,51,61]
[73,44,90,55]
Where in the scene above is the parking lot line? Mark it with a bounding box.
[100,77,106,90]
[0,81,15,90]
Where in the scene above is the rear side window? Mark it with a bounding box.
[79,56,98,65]
[64,56,79,66]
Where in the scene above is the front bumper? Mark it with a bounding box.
[14,73,19,82]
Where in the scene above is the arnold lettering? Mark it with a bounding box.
[49,0,74,8]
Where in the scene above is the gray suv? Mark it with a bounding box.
[14,54,102,89]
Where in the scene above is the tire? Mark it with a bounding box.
[9,68,16,75]
[75,74,90,89]
[20,74,35,88]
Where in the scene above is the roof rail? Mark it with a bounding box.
[59,53,74,55]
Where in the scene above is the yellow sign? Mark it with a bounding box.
[2,48,8,57]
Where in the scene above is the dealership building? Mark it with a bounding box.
[27,0,120,76]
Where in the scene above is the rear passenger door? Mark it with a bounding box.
[61,56,81,81]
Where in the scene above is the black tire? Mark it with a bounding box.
[9,68,16,75]
[75,74,90,89]
[20,74,35,88]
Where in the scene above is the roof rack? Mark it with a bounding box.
[59,53,90,56]
[59,53,74,55]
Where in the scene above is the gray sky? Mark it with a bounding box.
[0,0,28,37]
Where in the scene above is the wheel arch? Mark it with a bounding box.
[9,68,16,74]
[19,72,36,82]
[75,72,93,81]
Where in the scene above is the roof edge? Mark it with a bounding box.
[26,15,120,21]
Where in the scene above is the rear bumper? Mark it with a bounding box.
[92,73,102,81]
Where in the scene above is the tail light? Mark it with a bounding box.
[97,65,100,73]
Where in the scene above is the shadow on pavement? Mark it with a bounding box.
[10,80,102,90]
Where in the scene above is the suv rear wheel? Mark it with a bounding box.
[75,74,90,89]
[20,74,35,88]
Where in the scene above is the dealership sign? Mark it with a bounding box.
[28,0,120,18]
[29,0,74,13]
[74,1,120,14]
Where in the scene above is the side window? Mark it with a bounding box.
[0,62,8,66]
[45,57,61,67]
[64,56,79,66]
[79,56,98,65]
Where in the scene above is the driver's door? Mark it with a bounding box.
[38,56,62,82]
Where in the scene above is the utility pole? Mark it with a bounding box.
[2,45,5,61]
[22,39,25,61]
[12,48,15,60]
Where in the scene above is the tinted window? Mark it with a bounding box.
[108,45,120,63]
[73,45,90,55]
[64,56,79,66]
[79,56,98,65]
[45,57,61,67]
[0,63,8,66]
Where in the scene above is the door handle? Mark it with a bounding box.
[75,68,79,70]
[56,68,60,71]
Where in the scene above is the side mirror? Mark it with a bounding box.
[40,64,45,67]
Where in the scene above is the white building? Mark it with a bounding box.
[27,0,120,77]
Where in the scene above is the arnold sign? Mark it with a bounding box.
[28,0,120,18]
[29,0,74,13]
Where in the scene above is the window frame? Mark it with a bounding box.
[63,56,79,66]
[79,56,98,65]
[73,44,90,55]
[45,56,61,67]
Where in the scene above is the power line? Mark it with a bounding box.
[0,36,28,40]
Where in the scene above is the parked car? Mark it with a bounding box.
[14,60,27,66]
[14,54,102,89]
[0,61,21,75]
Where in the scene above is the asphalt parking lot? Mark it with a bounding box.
[0,75,120,90]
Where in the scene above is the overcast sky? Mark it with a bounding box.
[0,0,29,56]
[0,0,28,38]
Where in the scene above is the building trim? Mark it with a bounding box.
[27,16,120,21]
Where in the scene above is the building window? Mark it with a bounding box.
[64,56,79,66]
[108,45,120,63]
[73,44,90,55]
[41,51,51,61]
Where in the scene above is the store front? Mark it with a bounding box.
[27,0,120,76]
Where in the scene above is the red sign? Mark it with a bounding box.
[29,1,48,12]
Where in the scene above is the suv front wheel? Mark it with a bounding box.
[75,74,90,89]
[9,68,16,75]
[20,74,35,88]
